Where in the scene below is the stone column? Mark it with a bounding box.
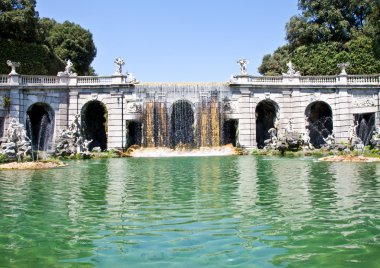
[281,89,293,131]
[107,91,124,149]
[56,91,70,134]
[333,88,351,143]
[9,88,22,120]
[238,87,254,149]
[68,89,80,123]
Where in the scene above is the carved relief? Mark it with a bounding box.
[127,102,142,114]
[353,96,375,107]
[223,98,238,114]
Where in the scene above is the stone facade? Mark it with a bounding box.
[0,72,379,150]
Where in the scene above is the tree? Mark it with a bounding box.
[286,0,373,48]
[259,0,380,75]
[258,45,290,76]
[0,0,40,43]
[44,20,97,75]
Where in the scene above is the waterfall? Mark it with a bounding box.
[138,85,225,150]
[356,113,376,146]
[307,116,333,148]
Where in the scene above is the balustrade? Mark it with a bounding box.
[300,76,336,84]
[77,76,113,85]
[348,75,379,84]
[0,73,378,87]
[0,75,8,84]
[21,75,59,85]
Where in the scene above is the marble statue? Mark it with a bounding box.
[114,57,125,75]
[65,60,73,74]
[1,118,31,160]
[285,119,294,134]
[58,59,77,76]
[348,120,359,145]
[283,61,300,76]
[237,58,248,75]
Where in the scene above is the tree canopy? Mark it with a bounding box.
[0,0,96,75]
[42,19,97,75]
[259,0,380,76]
[0,0,40,43]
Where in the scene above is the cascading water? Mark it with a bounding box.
[133,85,234,156]
[307,116,333,148]
[356,113,376,146]
[171,100,195,148]
[26,103,54,159]
[25,116,35,161]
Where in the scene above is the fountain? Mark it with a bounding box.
[54,114,92,157]
[127,89,238,157]
[0,118,32,161]
[0,118,67,169]
[26,103,55,152]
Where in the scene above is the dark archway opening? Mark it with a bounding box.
[170,100,195,148]
[26,103,54,151]
[256,100,278,149]
[355,113,375,146]
[81,101,107,151]
[222,119,238,146]
[126,120,142,148]
[306,101,333,148]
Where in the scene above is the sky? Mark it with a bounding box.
[37,0,299,82]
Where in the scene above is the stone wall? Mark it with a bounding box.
[0,82,379,150]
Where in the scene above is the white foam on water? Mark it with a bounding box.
[130,145,236,158]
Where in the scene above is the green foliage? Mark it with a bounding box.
[1,95,11,109]
[0,40,65,75]
[259,0,380,75]
[44,20,97,75]
[346,35,380,74]
[258,45,290,75]
[0,3,97,75]
[286,0,373,47]
[0,0,40,43]
[0,153,8,163]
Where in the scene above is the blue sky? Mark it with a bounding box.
[37,0,299,82]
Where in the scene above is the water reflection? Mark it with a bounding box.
[0,157,380,267]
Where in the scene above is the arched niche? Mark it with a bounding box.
[81,100,108,151]
[305,101,333,148]
[26,102,55,151]
[170,100,195,148]
[255,99,279,149]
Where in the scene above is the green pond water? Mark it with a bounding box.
[0,156,380,267]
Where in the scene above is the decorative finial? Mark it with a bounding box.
[337,62,349,75]
[237,58,249,75]
[7,60,21,75]
[114,57,125,75]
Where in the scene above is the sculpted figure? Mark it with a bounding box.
[237,58,248,75]
[348,120,359,145]
[285,119,294,134]
[283,61,300,76]
[114,57,125,75]
[65,59,73,74]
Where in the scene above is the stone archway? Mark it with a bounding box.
[170,100,195,148]
[305,101,333,148]
[81,100,108,151]
[26,102,55,151]
[255,100,279,149]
